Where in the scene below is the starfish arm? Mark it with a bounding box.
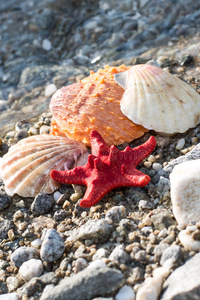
[50,167,87,186]
[79,181,109,207]
[90,130,110,158]
[123,167,151,187]
[131,136,156,165]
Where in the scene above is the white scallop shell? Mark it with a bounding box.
[114,64,200,134]
[0,134,88,197]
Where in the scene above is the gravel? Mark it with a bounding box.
[1,0,200,299]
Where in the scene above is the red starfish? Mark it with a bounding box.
[51,131,156,207]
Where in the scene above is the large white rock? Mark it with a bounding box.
[170,159,200,227]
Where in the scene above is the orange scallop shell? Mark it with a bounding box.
[50,65,148,146]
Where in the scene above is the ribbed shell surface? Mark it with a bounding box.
[116,64,200,134]
[1,134,88,197]
[50,65,148,146]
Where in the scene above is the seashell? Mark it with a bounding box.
[50,65,148,146]
[1,134,88,197]
[114,64,200,134]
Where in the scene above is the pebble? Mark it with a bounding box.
[175,138,185,150]
[15,129,29,140]
[42,39,52,51]
[170,159,200,227]
[44,83,57,97]
[161,253,200,299]
[67,219,113,243]
[105,205,126,223]
[109,245,130,265]
[11,246,39,268]
[74,257,88,273]
[31,238,42,249]
[40,266,124,300]
[93,248,109,260]
[53,191,62,202]
[0,193,11,210]
[160,245,181,266]
[115,285,135,300]
[0,293,18,300]
[19,258,43,281]
[6,276,21,292]
[0,218,13,239]
[88,259,106,269]
[40,229,65,262]
[31,193,55,215]
[179,229,200,252]
[152,163,162,172]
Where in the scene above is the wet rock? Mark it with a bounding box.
[40,229,65,262]
[40,266,124,300]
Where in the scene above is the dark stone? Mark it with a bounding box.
[31,194,55,215]
[0,193,12,210]
[181,55,194,66]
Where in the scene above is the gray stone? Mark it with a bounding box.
[40,229,65,262]
[161,252,200,300]
[31,194,55,215]
[151,209,175,230]
[154,243,170,263]
[68,219,113,243]
[160,245,181,266]
[11,246,39,268]
[40,266,124,300]
[109,245,130,265]
[0,219,13,240]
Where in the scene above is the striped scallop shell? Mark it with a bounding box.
[1,134,88,197]
[115,64,200,134]
[50,65,148,146]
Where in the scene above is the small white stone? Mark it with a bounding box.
[185,225,197,233]
[143,161,152,168]
[152,163,162,172]
[53,191,62,202]
[19,258,43,281]
[175,138,185,150]
[31,238,42,248]
[179,229,200,252]
[87,259,106,269]
[42,39,52,51]
[115,285,135,300]
[170,159,200,227]
[44,84,57,97]
[0,293,18,300]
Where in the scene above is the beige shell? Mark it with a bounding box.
[0,134,88,197]
[114,64,200,134]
